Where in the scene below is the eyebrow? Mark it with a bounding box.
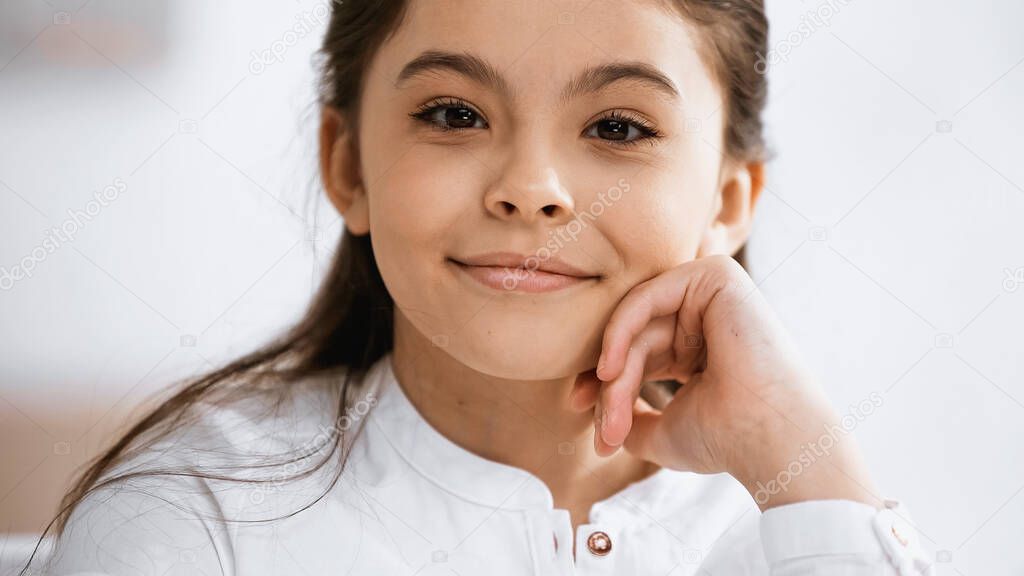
[394,49,681,104]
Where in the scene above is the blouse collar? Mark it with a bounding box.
[363,351,688,522]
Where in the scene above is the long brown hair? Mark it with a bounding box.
[22,0,768,571]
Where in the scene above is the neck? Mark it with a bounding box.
[391,310,658,522]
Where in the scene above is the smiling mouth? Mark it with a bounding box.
[447,257,601,294]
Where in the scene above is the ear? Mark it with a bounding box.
[696,160,764,258]
[319,106,370,236]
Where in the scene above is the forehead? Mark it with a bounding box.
[373,0,719,110]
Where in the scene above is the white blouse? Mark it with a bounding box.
[38,351,934,575]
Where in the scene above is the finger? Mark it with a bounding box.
[574,334,677,414]
[668,331,707,385]
[629,315,680,382]
[595,317,676,451]
[596,264,701,382]
[596,341,649,453]
[576,350,679,414]
[597,257,744,382]
[628,372,716,472]
[672,285,709,383]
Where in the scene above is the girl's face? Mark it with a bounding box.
[324,0,761,379]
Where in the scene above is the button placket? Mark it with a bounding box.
[552,506,577,569]
[535,508,574,575]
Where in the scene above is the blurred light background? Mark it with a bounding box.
[1,1,1022,574]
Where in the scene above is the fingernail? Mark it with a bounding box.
[596,355,605,378]
[600,406,609,439]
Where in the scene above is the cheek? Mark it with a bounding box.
[368,172,440,277]
[368,144,484,233]
[610,171,718,273]
[364,146,485,310]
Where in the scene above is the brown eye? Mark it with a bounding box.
[410,98,488,131]
[585,111,662,147]
[444,107,478,129]
[595,119,630,141]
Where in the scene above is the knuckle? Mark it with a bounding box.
[710,255,754,292]
[709,253,743,275]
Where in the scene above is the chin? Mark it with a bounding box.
[453,321,600,381]
[390,272,610,379]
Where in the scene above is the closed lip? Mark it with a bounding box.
[449,252,600,278]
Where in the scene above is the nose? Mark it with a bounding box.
[484,145,575,225]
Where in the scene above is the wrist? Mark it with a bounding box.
[730,400,882,511]
[738,456,882,511]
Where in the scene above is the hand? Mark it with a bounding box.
[569,255,882,510]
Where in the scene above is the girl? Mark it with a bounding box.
[25,0,934,574]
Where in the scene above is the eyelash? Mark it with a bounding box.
[409,97,489,132]
[408,97,664,148]
[594,110,663,147]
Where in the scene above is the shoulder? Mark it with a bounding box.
[38,365,380,575]
[38,472,231,575]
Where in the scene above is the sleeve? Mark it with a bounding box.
[36,475,233,576]
[759,498,934,575]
